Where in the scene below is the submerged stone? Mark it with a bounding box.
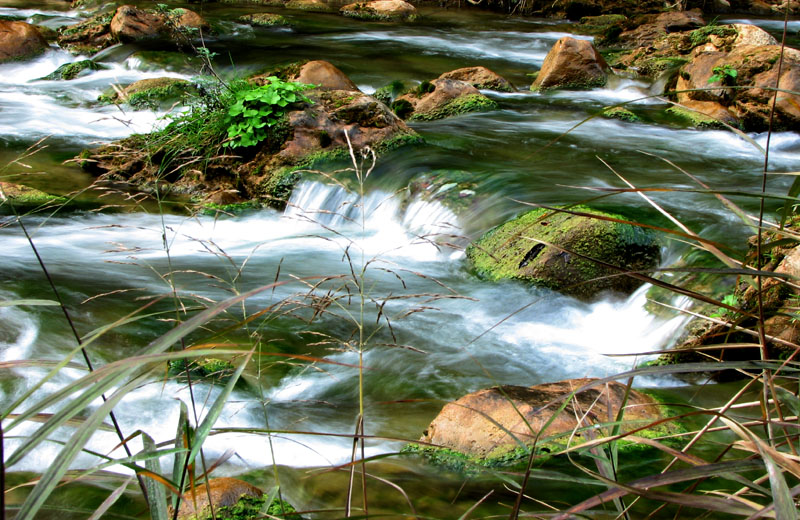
[466,206,660,299]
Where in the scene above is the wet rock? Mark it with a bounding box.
[292,60,360,91]
[238,13,290,26]
[340,0,417,21]
[613,10,706,50]
[285,0,333,11]
[532,37,609,91]
[677,45,800,131]
[40,59,102,80]
[0,182,67,213]
[437,66,514,92]
[466,206,660,299]
[0,20,49,63]
[666,99,737,128]
[174,477,262,520]
[100,77,194,109]
[732,23,777,47]
[373,79,416,105]
[57,11,115,54]
[394,78,497,121]
[419,378,665,460]
[110,5,209,43]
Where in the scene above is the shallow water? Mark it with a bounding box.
[1,1,798,517]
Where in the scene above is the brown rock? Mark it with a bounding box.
[616,9,705,49]
[0,21,48,63]
[437,66,514,92]
[174,477,262,520]
[285,0,332,11]
[532,37,608,91]
[394,78,496,120]
[291,60,360,91]
[110,5,209,43]
[732,23,778,48]
[672,99,739,127]
[420,378,664,459]
[340,0,417,20]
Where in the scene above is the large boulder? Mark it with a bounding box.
[0,21,48,63]
[420,378,665,460]
[437,66,514,92]
[110,5,209,43]
[532,37,609,91]
[393,78,497,121]
[466,207,660,299]
[676,45,800,131]
[340,0,417,20]
[292,60,360,91]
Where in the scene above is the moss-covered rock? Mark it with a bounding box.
[40,59,103,80]
[466,206,660,298]
[665,104,728,129]
[0,182,68,214]
[394,78,497,121]
[373,79,415,105]
[57,11,115,54]
[532,37,609,91]
[437,66,515,92]
[100,77,194,110]
[602,106,641,122]
[340,0,417,21]
[237,13,290,26]
[172,477,303,520]
[168,357,236,380]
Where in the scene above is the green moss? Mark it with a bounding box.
[390,98,414,119]
[59,12,113,37]
[168,357,235,380]
[340,3,417,21]
[466,206,660,298]
[665,105,726,129]
[238,13,290,26]
[409,94,497,121]
[126,79,194,110]
[40,59,102,81]
[531,74,607,92]
[401,444,534,474]
[187,495,304,520]
[0,183,68,214]
[200,201,263,216]
[602,106,641,122]
[688,25,737,48]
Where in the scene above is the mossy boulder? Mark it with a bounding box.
[340,0,417,21]
[0,20,49,63]
[602,106,640,122]
[285,0,333,11]
[394,78,497,121]
[466,207,660,299]
[417,378,670,465]
[40,59,103,80]
[173,477,303,520]
[237,13,290,27]
[0,182,68,213]
[532,37,609,91]
[100,77,194,109]
[373,79,415,105]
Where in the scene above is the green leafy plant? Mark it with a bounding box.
[223,77,312,149]
[708,64,738,84]
[710,293,740,319]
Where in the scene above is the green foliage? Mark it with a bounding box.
[710,293,740,319]
[708,64,738,84]
[223,77,312,149]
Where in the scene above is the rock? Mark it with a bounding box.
[40,59,102,80]
[0,182,67,213]
[666,100,737,128]
[437,66,514,92]
[238,13,290,26]
[612,10,705,50]
[81,86,419,208]
[340,0,417,21]
[110,5,209,43]
[602,106,641,122]
[373,79,416,105]
[101,77,193,109]
[532,37,608,91]
[466,206,660,299]
[420,378,665,460]
[285,0,333,11]
[57,11,115,54]
[394,78,497,121]
[174,477,262,519]
[677,44,800,131]
[291,60,360,91]
[732,23,777,47]
[0,20,49,63]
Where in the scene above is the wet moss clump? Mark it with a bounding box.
[602,106,641,122]
[168,358,235,381]
[188,495,305,520]
[408,94,497,121]
[41,59,102,80]
[238,13,290,26]
[665,105,727,129]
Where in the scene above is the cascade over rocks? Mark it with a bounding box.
[393,78,497,121]
[437,66,515,92]
[419,378,665,460]
[81,63,417,208]
[466,207,660,299]
[532,37,609,91]
[340,0,417,21]
[0,20,48,63]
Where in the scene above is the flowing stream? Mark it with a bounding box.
[2,1,799,517]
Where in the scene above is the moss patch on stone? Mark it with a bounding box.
[199,201,263,216]
[40,59,102,80]
[688,24,737,48]
[184,494,304,520]
[466,206,660,298]
[409,94,497,121]
[168,357,236,381]
[665,105,726,129]
[602,106,641,122]
[238,13,290,26]
[0,183,68,214]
